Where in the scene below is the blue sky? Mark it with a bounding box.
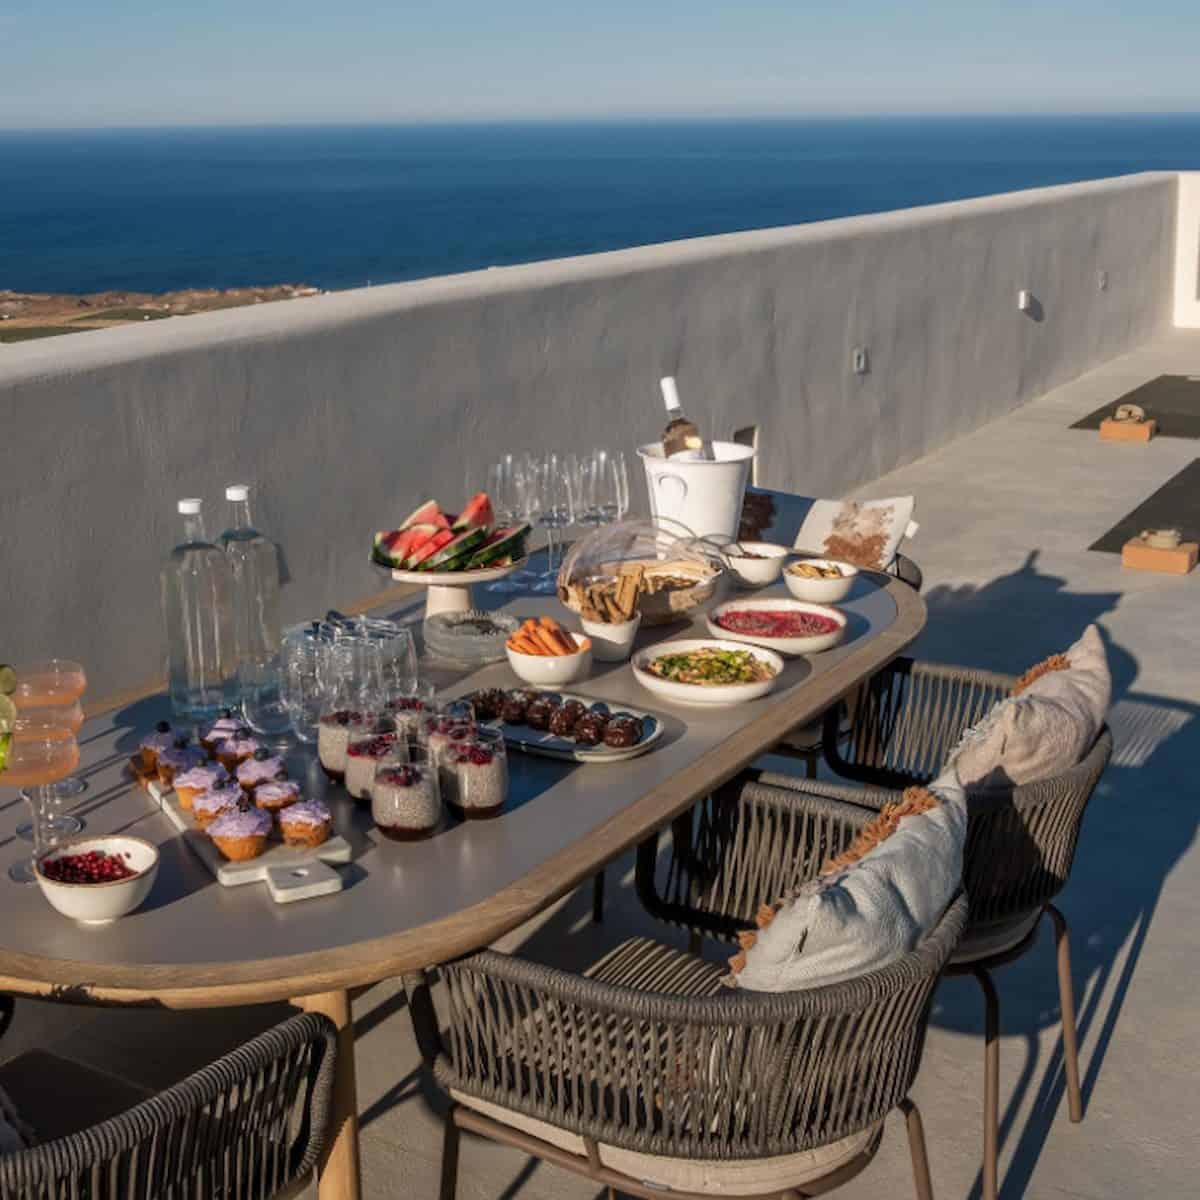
[1,1,1197,128]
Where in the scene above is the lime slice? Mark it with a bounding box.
[0,693,15,736]
[0,664,15,695]
[0,732,9,774]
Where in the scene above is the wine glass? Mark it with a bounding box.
[6,724,81,884]
[486,456,527,593]
[606,451,631,522]
[530,453,576,593]
[281,624,327,743]
[11,660,87,800]
[575,450,608,529]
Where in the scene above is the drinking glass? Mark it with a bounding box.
[6,726,81,884]
[575,449,610,528]
[281,624,327,742]
[11,660,88,800]
[371,745,442,841]
[487,456,528,592]
[606,450,631,522]
[531,453,577,593]
[443,727,509,821]
[386,678,437,743]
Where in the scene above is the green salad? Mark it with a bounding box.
[647,647,775,686]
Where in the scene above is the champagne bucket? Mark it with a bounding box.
[637,442,756,541]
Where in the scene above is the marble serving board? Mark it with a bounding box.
[149,781,351,903]
[474,689,665,763]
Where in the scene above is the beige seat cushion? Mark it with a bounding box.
[954,625,1110,791]
[452,1090,878,1194]
[453,937,879,1195]
[951,909,1043,964]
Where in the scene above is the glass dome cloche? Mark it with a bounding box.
[556,518,726,626]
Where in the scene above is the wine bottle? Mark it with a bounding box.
[660,377,712,460]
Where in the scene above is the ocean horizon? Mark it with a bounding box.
[3,114,1200,296]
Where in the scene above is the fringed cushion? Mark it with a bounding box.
[726,767,966,992]
[954,624,1110,791]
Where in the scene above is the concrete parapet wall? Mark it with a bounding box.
[0,172,1178,703]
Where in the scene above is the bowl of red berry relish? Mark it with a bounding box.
[35,836,159,924]
[705,597,847,657]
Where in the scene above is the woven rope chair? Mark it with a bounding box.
[639,661,1113,1200]
[0,1011,337,1200]
[408,880,966,1200]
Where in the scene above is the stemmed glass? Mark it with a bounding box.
[11,660,87,800]
[605,451,631,523]
[529,453,576,593]
[6,724,81,884]
[486,456,528,593]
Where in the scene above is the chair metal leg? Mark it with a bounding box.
[971,965,1000,1200]
[439,1107,461,1200]
[899,1098,934,1200]
[1046,904,1083,1123]
[592,870,605,924]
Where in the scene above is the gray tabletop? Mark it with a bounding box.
[0,572,919,1000]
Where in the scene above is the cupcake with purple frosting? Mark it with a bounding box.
[173,761,230,811]
[253,778,301,813]
[214,731,260,772]
[138,721,176,772]
[278,799,334,848]
[192,781,242,830]
[156,739,208,788]
[200,710,243,753]
[236,748,288,795]
[208,806,273,861]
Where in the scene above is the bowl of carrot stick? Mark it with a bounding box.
[505,617,593,685]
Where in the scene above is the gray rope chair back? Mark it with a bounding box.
[431,893,967,1161]
[0,1011,337,1200]
[825,659,1015,790]
[962,727,1112,931]
[637,774,884,939]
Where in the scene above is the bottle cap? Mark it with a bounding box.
[225,484,249,502]
[660,376,682,415]
[177,498,202,515]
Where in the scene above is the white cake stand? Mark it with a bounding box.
[373,557,529,619]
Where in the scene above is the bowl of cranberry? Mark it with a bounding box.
[35,836,159,924]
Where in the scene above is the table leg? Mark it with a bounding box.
[295,988,362,1200]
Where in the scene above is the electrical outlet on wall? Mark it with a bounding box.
[1098,270,1109,291]
[852,347,869,375]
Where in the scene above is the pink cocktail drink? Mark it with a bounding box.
[12,660,87,706]
[3,728,81,788]
[13,698,85,734]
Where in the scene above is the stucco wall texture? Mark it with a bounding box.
[0,172,1179,703]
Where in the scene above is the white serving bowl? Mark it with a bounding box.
[506,631,593,685]
[706,597,847,657]
[36,836,159,925]
[631,638,784,707]
[783,558,859,604]
[581,613,642,662]
[722,541,790,588]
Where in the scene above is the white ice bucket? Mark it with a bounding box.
[637,442,756,542]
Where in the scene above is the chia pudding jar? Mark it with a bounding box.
[385,680,437,743]
[444,728,508,821]
[371,748,442,841]
[417,700,477,766]
[317,709,369,783]
[344,724,403,802]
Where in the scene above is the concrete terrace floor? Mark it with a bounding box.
[5,330,1200,1199]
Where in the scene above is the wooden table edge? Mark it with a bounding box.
[0,575,925,1008]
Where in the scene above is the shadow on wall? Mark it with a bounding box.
[912,549,1197,1199]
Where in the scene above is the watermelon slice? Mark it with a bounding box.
[421,526,489,570]
[404,528,456,569]
[398,500,451,532]
[452,492,494,532]
[466,524,530,569]
[373,523,440,568]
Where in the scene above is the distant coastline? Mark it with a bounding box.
[0,285,319,343]
[3,114,1199,300]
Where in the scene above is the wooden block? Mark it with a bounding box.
[1101,417,1156,442]
[1121,539,1198,574]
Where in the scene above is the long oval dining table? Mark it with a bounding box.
[0,572,925,1200]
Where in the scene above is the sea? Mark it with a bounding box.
[2,115,1199,296]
